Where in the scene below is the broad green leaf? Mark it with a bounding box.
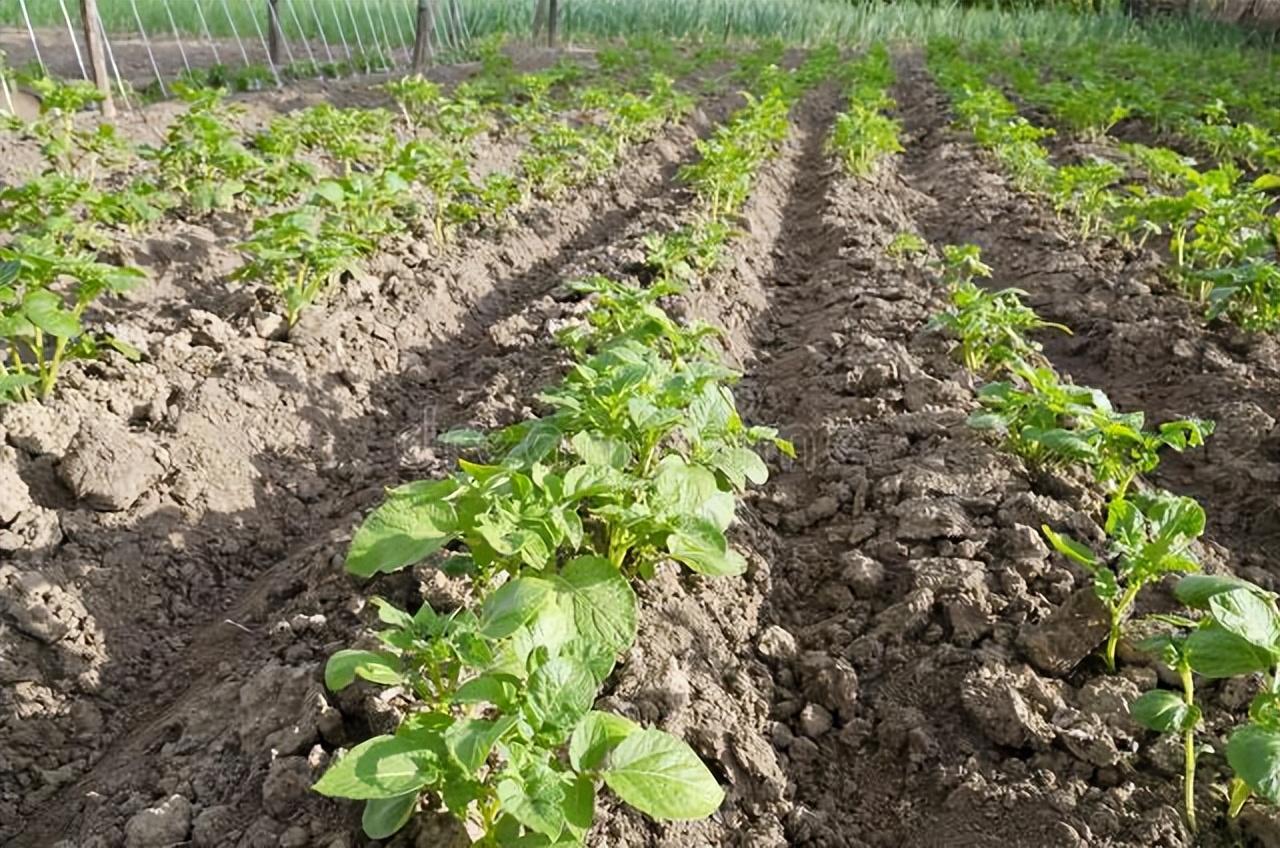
[569,710,639,772]
[524,657,597,735]
[1131,690,1198,734]
[23,289,80,339]
[496,763,567,839]
[454,673,521,709]
[1041,525,1098,567]
[0,260,18,287]
[1186,624,1277,678]
[446,716,517,774]
[1177,574,1274,609]
[710,446,769,490]
[346,495,458,577]
[1209,588,1280,651]
[361,793,417,839]
[313,735,440,800]
[556,556,637,656]
[1228,724,1280,805]
[325,649,404,691]
[570,431,632,469]
[480,576,557,640]
[603,728,725,821]
[666,516,746,576]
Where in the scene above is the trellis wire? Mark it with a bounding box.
[129,0,168,96]
[246,0,285,85]
[284,0,319,71]
[96,13,133,111]
[160,0,193,74]
[16,0,45,75]
[56,0,89,80]
[309,0,337,64]
[330,0,354,60]
[192,0,223,65]
[218,0,253,67]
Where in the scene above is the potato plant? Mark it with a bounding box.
[827,44,903,177]
[321,275,790,842]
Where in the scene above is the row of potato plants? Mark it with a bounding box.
[932,244,1280,833]
[0,40,706,401]
[1001,38,1280,170]
[312,52,829,845]
[825,43,903,178]
[927,39,1280,334]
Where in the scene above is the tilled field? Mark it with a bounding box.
[4,44,1280,848]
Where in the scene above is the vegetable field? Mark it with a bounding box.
[4,10,1280,848]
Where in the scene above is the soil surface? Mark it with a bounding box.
[4,45,1280,848]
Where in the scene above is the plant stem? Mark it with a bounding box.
[1179,661,1197,832]
[1105,582,1143,672]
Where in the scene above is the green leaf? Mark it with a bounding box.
[446,716,517,774]
[709,446,769,490]
[480,576,557,640]
[1177,574,1273,609]
[1228,724,1280,805]
[666,516,746,576]
[1131,690,1199,734]
[496,764,567,839]
[569,710,639,772]
[313,735,440,800]
[570,431,632,469]
[454,673,521,710]
[603,728,725,821]
[361,793,417,839]
[1041,525,1098,567]
[0,259,18,287]
[1186,624,1278,678]
[555,556,637,656]
[1209,588,1280,651]
[23,289,80,339]
[524,657,597,735]
[346,494,458,577]
[325,649,404,691]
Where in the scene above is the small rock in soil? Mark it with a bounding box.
[0,449,33,524]
[237,662,324,756]
[960,664,1054,750]
[757,625,798,662]
[2,401,81,457]
[58,418,164,511]
[124,794,192,848]
[1017,587,1110,677]
[799,703,834,738]
[840,552,884,598]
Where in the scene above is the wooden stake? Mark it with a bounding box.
[547,0,558,47]
[412,0,435,70]
[79,0,114,117]
[267,0,283,65]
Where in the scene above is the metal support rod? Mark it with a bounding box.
[192,0,222,66]
[79,0,114,115]
[17,0,45,75]
[219,0,253,68]
[285,0,319,71]
[161,0,193,74]
[96,15,132,111]
[331,0,354,60]
[57,0,89,80]
[247,0,285,85]
[309,0,337,64]
[129,0,168,96]
[343,0,367,62]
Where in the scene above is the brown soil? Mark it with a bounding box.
[4,45,1280,848]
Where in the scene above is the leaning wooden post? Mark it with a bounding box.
[532,0,547,41]
[267,0,283,65]
[411,0,434,69]
[79,0,115,117]
[547,0,558,46]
